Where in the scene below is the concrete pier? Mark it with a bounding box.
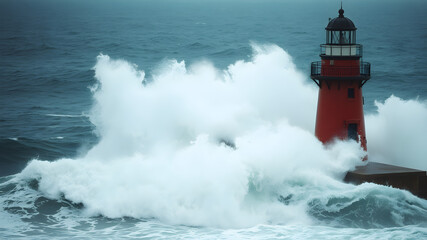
[345,162,427,199]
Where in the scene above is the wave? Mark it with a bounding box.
[45,114,86,118]
[0,137,85,176]
[4,44,427,229]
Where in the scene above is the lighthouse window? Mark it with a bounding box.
[339,31,349,44]
[328,31,355,45]
[348,88,355,98]
[331,31,340,44]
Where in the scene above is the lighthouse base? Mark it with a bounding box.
[344,162,427,199]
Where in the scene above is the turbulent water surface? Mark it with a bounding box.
[1,0,427,239]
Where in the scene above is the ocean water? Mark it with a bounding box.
[1,0,427,239]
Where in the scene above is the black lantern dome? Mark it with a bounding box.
[325,8,357,45]
[326,8,356,31]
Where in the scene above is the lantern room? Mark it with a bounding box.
[322,8,361,57]
[326,8,357,44]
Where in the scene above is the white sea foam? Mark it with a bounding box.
[15,44,427,228]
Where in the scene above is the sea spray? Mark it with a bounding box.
[12,44,427,229]
[366,96,427,170]
[88,44,318,160]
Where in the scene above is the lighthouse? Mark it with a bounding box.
[310,7,370,151]
[320,9,427,200]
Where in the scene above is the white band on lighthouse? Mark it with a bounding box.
[323,45,359,56]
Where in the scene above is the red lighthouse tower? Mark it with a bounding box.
[311,7,370,150]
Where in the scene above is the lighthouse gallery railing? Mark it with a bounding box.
[310,61,371,78]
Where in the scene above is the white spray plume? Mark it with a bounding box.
[16,44,426,228]
[366,95,427,170]
[87,44,317,160]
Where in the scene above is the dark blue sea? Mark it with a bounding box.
[1,0,426,239]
